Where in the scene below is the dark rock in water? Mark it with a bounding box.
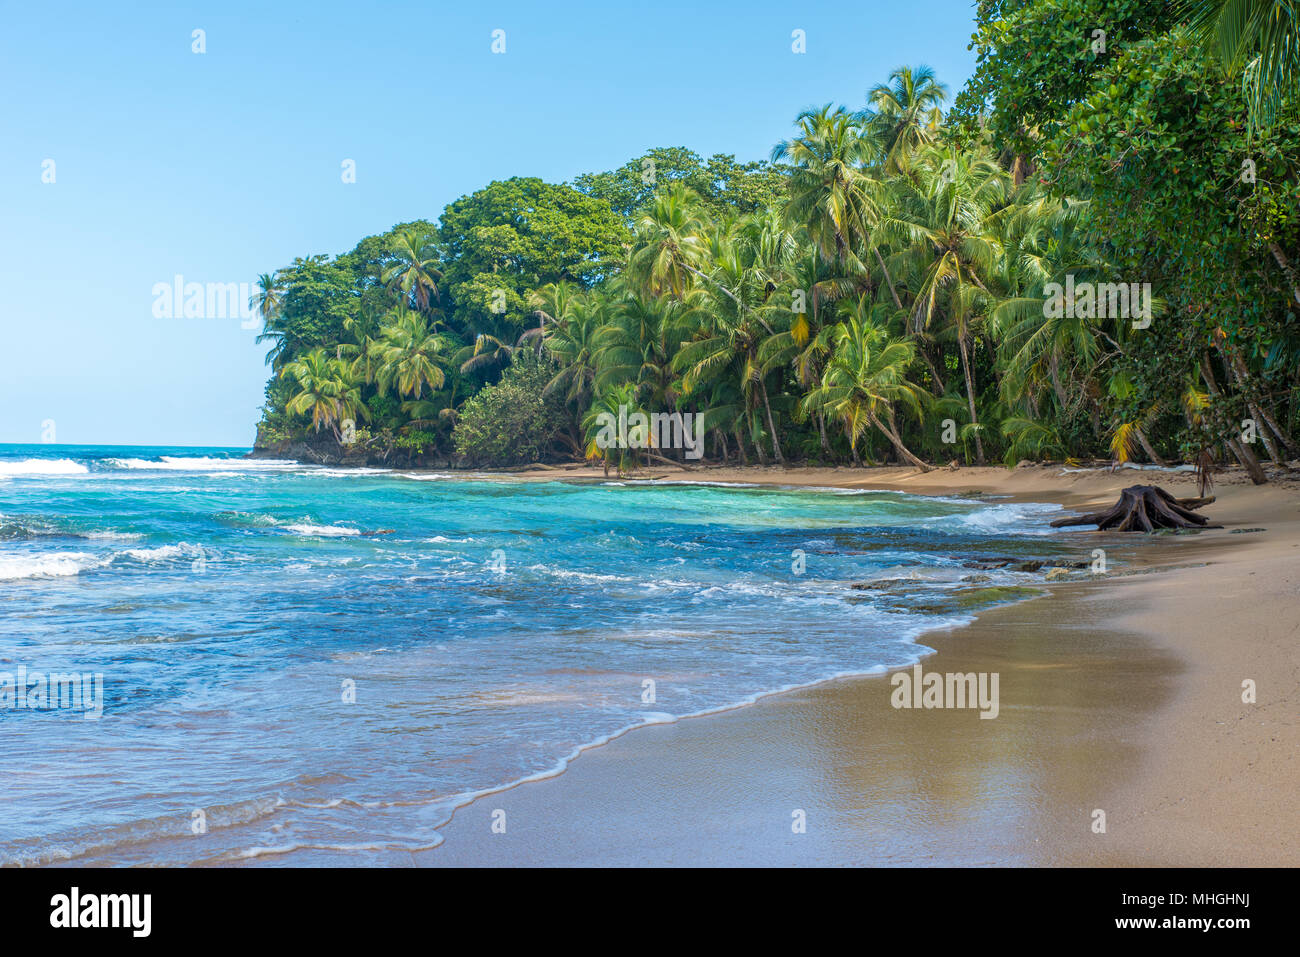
[892,584,1043,615]
[962,574,994,583]
[959,556,1020,569]
[850,578,917,591]
[960,555,1090,572]
[1230,528,1266,534]
[249,438,452,470]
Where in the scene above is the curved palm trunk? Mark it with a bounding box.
[1201,353,1268,484]
[1223,345,1297,457]
[1135,428,1166,467]
[956,332,986,465]
[873,248,903,310]
[758,376,784,464]
[868,408,930,472]
[1048,355,1069,412]
[734,428,749,466]
[918,347,947,395]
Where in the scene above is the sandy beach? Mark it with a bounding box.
[416,463,1299,866]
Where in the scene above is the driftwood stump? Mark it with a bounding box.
[1050,485,1218,532]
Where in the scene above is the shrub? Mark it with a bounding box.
[452,351,568,466]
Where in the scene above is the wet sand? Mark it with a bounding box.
[416,466,1299,866]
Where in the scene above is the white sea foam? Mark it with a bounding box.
[910,502,1063,535]
[528,565,634,584]
[306,467,394,477]
[280,523,362,537]
[105,456,299,471]
[0,551,105,580]
[0,541,215,580]
[117,543,206,562]
[0,459,89,476]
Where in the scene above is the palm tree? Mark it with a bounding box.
[592,289,685,405]
[381,229,443,313]
[772,105,879,270]
[989,196,1106,414]
[1181,0,1300,132]
[282,349,367,440]
[758,252,857,454]
[877,146,1012,463]
[627,185,712,298]
[526,281,577,351]
[540,288,605,410]
[860,65,949,174]
[800,314,930,469]
[673,228,787,463]
[372,309,447,399]
[582,383,647,476]
[250,272,289,369]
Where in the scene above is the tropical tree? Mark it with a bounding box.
[860,65,949,174]
[282,348,368,440]
[251,271,288,367]
[673,226,787,463]
[380,229,443,314]
[772,105,879,270]
[1181,0,1300,132]
[538,286,605,411]
[878,146,1012,463]
[627,184,712,298]
[371,309,448,399]
[801,313,930,469]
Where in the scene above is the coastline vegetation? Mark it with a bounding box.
[254,1,1300,480]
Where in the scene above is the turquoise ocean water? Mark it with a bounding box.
[0,444,1078,865]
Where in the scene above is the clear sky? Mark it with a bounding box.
[0,0,978,447]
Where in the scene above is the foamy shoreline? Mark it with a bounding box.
[416,463,1299,866]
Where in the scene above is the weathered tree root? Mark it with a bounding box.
[1050,485,1220,532]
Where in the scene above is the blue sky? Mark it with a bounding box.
[0,1,978,446]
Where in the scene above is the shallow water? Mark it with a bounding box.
[0,444,1082,865]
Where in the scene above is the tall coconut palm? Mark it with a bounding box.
[627,184,712,298]
[989,196,1104,412]
[372,309,448,399]
[772,105,880,270]
[877,146,1012,463]
[381,229,443,313]
[673,229,787,463]
[250,272,289,368]
[859,65,949,174]
[593,289,685,406]
[282,348,367,440]
[800,314,930,469]
[540,289,605,410]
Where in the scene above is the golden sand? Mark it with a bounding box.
[416,464,1298,866]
